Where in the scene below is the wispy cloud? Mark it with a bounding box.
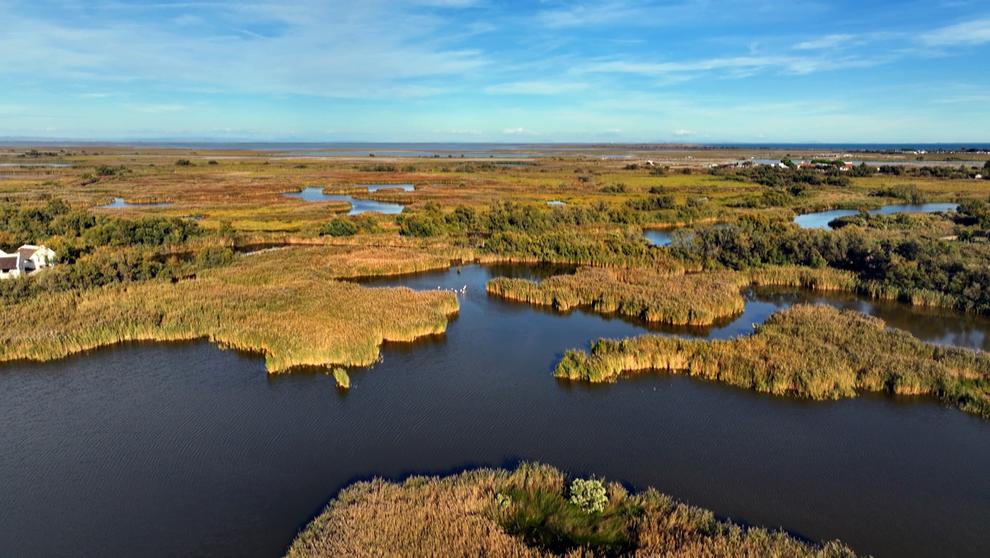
[794,34,853,50]
[125,104,187,113]
[502,127,541,136]
[1,0,988,141]
[0,1,488,98]
[484,81,589,95]
[581,54,869,78]
[921,18,990,46]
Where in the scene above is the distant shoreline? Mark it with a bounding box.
[1,140,988,152]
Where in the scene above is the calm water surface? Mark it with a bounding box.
[98,197,173,209]
[794,203,958,230]
[2,264,989,558]
[365,183,414,192]
[283,187,404,215]
[644,229,674,247]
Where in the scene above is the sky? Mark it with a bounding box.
[1,0,989,143]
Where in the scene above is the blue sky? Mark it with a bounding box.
[1,0,989,142]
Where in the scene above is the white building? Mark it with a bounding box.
[0,245,56,280]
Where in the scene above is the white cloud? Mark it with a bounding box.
[125,104,187,113]
[502,127,541,136]
[794,34,853,50]
[921,18,990,46]
[0,1,488,98]
[484,81,589,95]
[673,128,694,136]
[582,52,888,79]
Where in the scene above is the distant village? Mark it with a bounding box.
[0,245,56,280]
[714,158,862,172]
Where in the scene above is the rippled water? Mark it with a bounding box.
[1,264,988,558]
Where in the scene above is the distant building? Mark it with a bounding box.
[0,245,56,280]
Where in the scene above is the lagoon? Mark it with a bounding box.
[1,264,988,558]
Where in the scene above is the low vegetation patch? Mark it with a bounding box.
[556,305,990,418]
[285,463,857,558]
[487,265,856,326]
[331,367,350,389]
[0,246,458,372]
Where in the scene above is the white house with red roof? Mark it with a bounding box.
[0,245,56,280]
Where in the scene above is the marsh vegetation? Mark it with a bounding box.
[487,265,854,326]
[0,246,458,371]
[286,464,857,558]
[556,304,990,418]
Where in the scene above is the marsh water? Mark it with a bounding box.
[365,183,414,192]
[794,202,959,230]
[2,264,989,558]
[283,187,404,215]
[98,197,173,209]
[644,229,675,246]
[645,203,960,244]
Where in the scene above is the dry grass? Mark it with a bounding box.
[285,463,857,558]
[0,245,458,372]
[556,305,990,418]
[487,265,857,326]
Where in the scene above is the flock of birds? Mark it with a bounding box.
[434,285,468,296]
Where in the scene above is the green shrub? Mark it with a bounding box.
[195,245,235,268]
[399,214,444,237]
[320,218,359,237]
[569,478,608,514]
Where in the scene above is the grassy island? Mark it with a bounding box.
[0,245,458,372]
[556,304,990,418]
[487,265,856,326]
[286,463,857,558]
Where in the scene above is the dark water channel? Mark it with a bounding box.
[1,264,988,558]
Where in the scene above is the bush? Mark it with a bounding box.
[195,245,235,268]
[175,159,192,166]
[399,213,444,237]
[569,478,608,514]
[320,219,359,237]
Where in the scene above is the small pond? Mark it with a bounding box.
[644,229,675,247]
[365,183,415,192]
[794,203,958,230]
[283,187,404,215]
[98,197,173,209]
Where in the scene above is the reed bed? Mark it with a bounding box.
[0,246,458,372]
[556,305,990,418]
[285,463,857,558]
[487,265,857,326]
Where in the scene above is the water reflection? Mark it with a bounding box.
[283,187,404,215]
[795,203,959,230]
